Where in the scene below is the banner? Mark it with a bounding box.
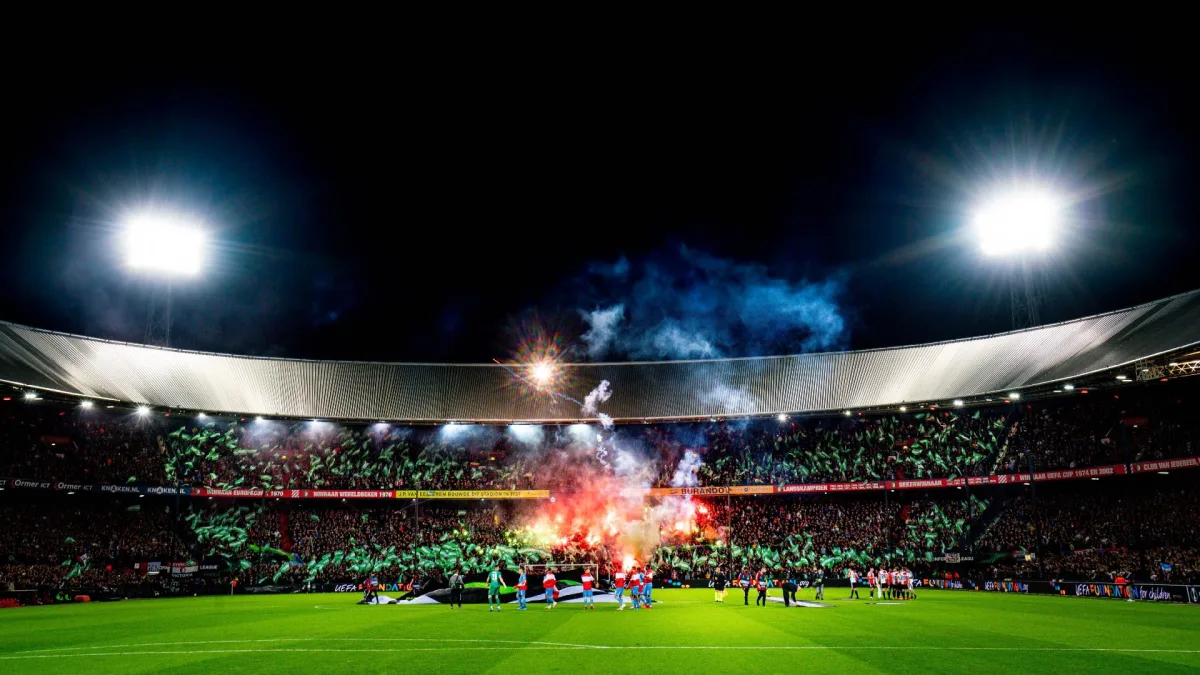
[778,482,885,494]
[190,488,288,498]
[0,454,1189,502]
[982,580,1028,593]
[1131,456,1200,473]
[920,578,1200,603]
[287,489,397,499]
[779,464,1129,494]
[410,489,549,499]
[3,478,190,496]
[648,485,774,497]
[169,563,198,577]
[977,464,1128,484]
[1056,582,1192,602]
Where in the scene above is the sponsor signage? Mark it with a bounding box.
[648,486,774,497]
[925,578,1200,603]
[918,578,966,590]
[983,580,1028,593]
[4,478,189,496]
[777,482,883,494]
[1066,582,1193,603]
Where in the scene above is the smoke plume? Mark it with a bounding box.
[578,246,848,361]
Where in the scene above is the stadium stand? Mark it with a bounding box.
[3,295,1200,604]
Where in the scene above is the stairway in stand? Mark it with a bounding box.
[278,511,293,553]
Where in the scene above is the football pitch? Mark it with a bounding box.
[1,589,1198,674]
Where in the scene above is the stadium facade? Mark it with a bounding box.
[1,289,1200,423]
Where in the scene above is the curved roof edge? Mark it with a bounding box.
[2,289,1200,422]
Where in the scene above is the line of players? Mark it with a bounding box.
[477,562,915,610]
[849,567,917,600]
[612,564,655,610]
[490,563,654,611]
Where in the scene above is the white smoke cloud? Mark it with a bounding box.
[670,450,704,488]
[582,380,613,416]
[650,321,718,359]
[575,246,849,361]
[699,383,758,415]
[581,305,624,360]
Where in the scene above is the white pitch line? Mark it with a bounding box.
[16,637,605,654]
[5,644,1200,660]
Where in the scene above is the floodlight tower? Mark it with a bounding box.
[973,188,1062,330]
[121,210,207,347]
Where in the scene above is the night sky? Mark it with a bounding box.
[0,24,1195,363]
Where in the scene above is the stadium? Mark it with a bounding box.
[7,25,1200,675]
[3,289,1200,674]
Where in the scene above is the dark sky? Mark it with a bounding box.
[0,24,1195,363]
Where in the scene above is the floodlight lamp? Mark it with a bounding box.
[1008,392,1021,400]
[1063,384,1074,391]
[122,211,206,276]
[80,400,94,409]
[529,362,556,387]
[953,399,964,407]
[23,392,38,401]
[973,189,1062,256]
[136,405,150,416]
[777,413,787,422]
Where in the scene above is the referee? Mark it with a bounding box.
[448,568,464,609]
[713,569,728,602]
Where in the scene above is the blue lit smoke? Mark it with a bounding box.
[578,246,848,361]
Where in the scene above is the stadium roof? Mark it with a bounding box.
[3,290,1200,423]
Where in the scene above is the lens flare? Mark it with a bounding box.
[528,361,560,389]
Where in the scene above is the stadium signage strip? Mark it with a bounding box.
[184,488,551,499]
[0,457,1192,499]
[409,489,550,499]
[647,486,775,496]
[918,578,1200,603]
[779,462,1130,494]
[1130,456,1200,473]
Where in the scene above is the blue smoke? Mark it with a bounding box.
[578,246,848,360]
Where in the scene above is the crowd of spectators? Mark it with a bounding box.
[0,501,185,566]
[976,487,1200,582]
[3,378,1200,493]
[3,483,1200,594]
[5,377,1200,596]
[0,407,167,483]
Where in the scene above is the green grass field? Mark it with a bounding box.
[2,589,1198,674]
